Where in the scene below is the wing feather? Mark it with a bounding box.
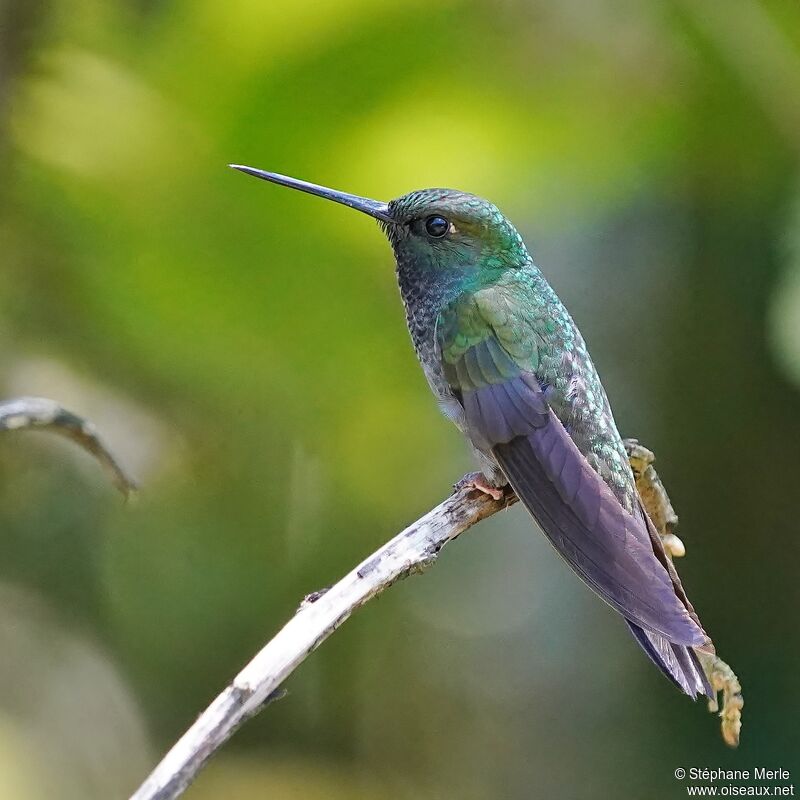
[494,417,705,646]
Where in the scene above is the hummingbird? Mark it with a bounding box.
[230,164,714,699]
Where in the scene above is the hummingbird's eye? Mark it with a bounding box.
[424,215,450,238]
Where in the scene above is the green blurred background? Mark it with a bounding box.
[1,1,799,798]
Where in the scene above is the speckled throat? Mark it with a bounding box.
[392,248,463,385]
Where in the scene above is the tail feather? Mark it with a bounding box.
[625,620,713,699]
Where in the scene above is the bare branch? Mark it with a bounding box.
[0,396,136,497]
[129,439,742,800]
[129,482,516,800]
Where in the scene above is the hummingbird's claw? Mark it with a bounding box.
[454,471,505,501]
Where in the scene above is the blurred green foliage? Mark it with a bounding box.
[1,1,799,798]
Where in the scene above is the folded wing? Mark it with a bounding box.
[437,295,712,695]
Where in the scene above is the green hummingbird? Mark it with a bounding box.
[231,164,715,698]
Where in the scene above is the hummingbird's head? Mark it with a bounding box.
[383,188,528,277]
[229,166,529,281]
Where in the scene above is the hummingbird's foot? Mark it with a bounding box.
[454,471,505,501]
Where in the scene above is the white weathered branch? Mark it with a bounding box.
[128,482,516,800]
[128,437,742,800]
[0,395,136,496]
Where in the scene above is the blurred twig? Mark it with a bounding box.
[128,482,517,800]
[0,396,136,496]
[129,439,741,800]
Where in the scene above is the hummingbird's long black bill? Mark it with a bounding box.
[229,165,393,223]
